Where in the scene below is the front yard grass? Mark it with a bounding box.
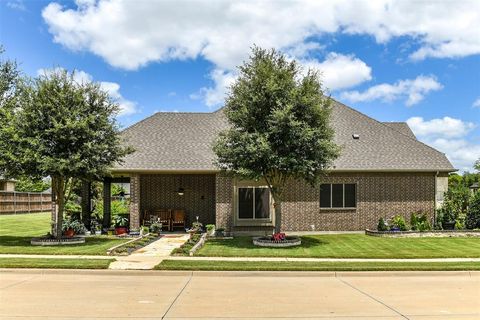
[0,258,114,269]
[155,260,480,271]
[0,213,129,255]
[156,260,480,271]
[197,235,480,258]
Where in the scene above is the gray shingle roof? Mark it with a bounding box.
[382,122,417,139]
[113,100,455,172]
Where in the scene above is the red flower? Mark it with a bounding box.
[272,232,286,241]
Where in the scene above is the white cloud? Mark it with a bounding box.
[37,68,137,116]
[301,53,372,91]
[42,0,480,70]
[41,1,480,106]
[406,116,475,139]
[7,0,26,11]
[190,69,237,108]
[407,116,479,172]
[341,75,443,106]
[472,98,480,108]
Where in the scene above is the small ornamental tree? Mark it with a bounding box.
[213,47,340,233]
[0,69,132,238]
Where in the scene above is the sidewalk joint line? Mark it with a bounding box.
[336,276,410,320]
[161,271,193,319]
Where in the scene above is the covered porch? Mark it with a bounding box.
[82,173,217,231]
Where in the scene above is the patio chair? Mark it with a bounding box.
[171,209,186,230]
[153,209,172,231]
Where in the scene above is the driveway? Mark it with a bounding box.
[0,270,479,319]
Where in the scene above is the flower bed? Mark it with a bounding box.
[253,235,301,247]
[107,233,159,255]
[365,229,480,238]
[172,233,203,256]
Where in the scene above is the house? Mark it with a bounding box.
[0,176,16,192]
[96,100,455,234]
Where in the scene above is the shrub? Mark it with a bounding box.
[62,219,86,234]
[377,217,388,231]
[112,215,128,228]
[466,192,480,229]
[390,215,408,231]
[410,212,431,231]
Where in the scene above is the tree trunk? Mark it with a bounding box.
[51,175,65,239]
[274,201,282,233]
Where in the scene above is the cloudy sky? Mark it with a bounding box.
[1,0,479,171]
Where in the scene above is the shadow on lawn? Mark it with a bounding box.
[0,235,115,247]
[208,235,328,250]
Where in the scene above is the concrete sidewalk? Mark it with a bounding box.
[109,234,190,270]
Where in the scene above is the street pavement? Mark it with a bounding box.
[0,270,479,319]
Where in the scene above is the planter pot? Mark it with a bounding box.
[115,227,128,235]
[64,229,75,238]
[215,230,225,237]
[95,230,102,235]
[442,221,456,230]
[390,227,400,232]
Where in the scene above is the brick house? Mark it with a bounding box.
[92,100,454,234]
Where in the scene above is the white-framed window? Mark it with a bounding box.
[237,186,271,220]
[320,183,356,208]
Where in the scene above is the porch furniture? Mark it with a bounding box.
[172,209,186,230]
[153,209,172,231]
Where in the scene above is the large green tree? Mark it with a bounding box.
[214,47,340,233]
[0,69,132,238]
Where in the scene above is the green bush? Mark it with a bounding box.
[377,217,388,231]
[390,215,408,231]
[466,192,480,229]
[410,212,431,231]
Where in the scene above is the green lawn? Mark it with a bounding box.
[197,235,480,259]
[157,260,480,271]
[0,213,129,255]
[0,258,114,269]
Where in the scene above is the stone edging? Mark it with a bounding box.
[106,233,148,255]
[189,233,207,256]
[365,229,480,238]
[30,237,86,246]
[253,236,302,247]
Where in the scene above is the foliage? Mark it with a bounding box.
[64,201,81,218]
[466,191,480,229]
[410,212,431,231]
[213,47,340,232]
[93,199,129,220]
[475,159,480,172]
[390,215,408,231]
[149,222,162,234]
[272,232,286,241]
[112,215,128,228]
[0,67,133,238]
[62,218,86,234]
[172,233,202,256]
[14,176,50,192]
[377,217,388,231]
[191,221,203,231]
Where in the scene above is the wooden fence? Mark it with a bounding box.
[0,191,52,214]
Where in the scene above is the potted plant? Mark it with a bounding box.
[189,221,203,234]
[389,215,408,231]
[205,224,215,236]
[215,228,225,237]
[112,215,129,235]
[441,210,456,230]
[62,219,75,238]
[149,222,162,234]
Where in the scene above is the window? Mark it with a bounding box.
[320,184,356,208]
[238,187,271,219]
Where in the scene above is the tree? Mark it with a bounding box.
[475,159,480,172]
[0,69,132,238]
[466,191,480,229]
[213,47,340,233]
[15,176,51,192]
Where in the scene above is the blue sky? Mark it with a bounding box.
[1,0,479,171]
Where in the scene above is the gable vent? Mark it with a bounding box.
[352,134,360,139]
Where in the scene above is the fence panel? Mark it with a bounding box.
[0,191,52,214]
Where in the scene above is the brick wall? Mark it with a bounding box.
[282,172,436,231]
[216,172,436,232]
[140,174,216,227]
[129,174,141,229]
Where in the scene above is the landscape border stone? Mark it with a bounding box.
[365,229,480,238]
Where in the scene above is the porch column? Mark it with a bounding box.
[129,174,141,230]
[81,180,92,230]
[102,177,111,229]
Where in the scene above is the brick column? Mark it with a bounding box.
[81,180,92,230]
[102,177,111,229]
[129,174,141,230]
[215,173,234,233]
